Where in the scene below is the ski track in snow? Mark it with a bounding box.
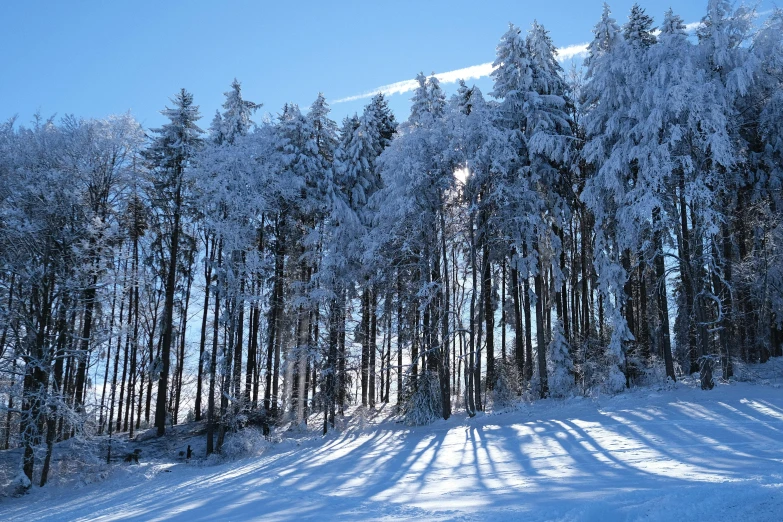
[3,381,783,521]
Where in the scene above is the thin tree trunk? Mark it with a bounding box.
[523,243,534,382]
[511,264,524,380]
[370,288,377,407]
[440,210,451,419]
[483,241,494,391]
[396,277,403,406]
[195,235,213,421]
[98,274,119,435]
[361,288,369,407]
[502,259,506,361]
[653,208,675,382]
[206,242,222,455]
[173,266,192,424]
[534,241,548,398]
[232,261,245,412]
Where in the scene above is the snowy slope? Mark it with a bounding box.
[3,379,783,521]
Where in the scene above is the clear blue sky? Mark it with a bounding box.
[0,1,775,130]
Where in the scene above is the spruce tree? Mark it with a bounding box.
[145,89,203,436]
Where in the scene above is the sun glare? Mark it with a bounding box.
[453,167,469,185]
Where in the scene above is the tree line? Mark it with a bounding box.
[1,0,781,489]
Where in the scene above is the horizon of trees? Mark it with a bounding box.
[1,0,782,490]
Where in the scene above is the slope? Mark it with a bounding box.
[3,378,783,521]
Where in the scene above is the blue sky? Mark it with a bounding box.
[0,1,775,130]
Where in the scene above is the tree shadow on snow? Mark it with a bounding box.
[5,391,783,521]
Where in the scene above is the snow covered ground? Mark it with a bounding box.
[3,368,783,521]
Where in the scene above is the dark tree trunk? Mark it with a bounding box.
[483,241,494,391]
[232,263,245,412]
[195,235,213,421]
[396,277,404,406]
[338,296,347,415]
[361,288,370,407]
[440,210,451,420]
[653,208,675,382]
[98,277,119,435]
[155,175,183,436]
[370,288,377,407]
[127,236,141,438]
[116,284,130,433]
[466,210,477,416]
[173,266,192,424]
[523,244,534,382]
[511,264,524,379]
[534,242,548,399]
[206,242,222,455]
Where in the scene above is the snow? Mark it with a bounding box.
[4,376,783,520]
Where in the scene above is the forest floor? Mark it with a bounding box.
[2,358,783,521]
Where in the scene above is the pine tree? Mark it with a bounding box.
[581,3,635,390]
[220,78,259,145]
[623,4,657,49]
[145,89,203,436]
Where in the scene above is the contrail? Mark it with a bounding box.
[333,42,588,104]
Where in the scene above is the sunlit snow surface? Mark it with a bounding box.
[4,379,783,521]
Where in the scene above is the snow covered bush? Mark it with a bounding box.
[637,356,677,389]
[573,329,627,397]
[349,406,373,431]
[603,316,631,395]
[11,471,31,497]
[491,357,521,409]
[604,365,627,395]
[400,371,442,426]
[573,336,602,396]
[220,427,269,460]
[51,436,109,488]
[547,321,575,398]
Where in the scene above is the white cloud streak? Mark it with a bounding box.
[333,43,589,104]
[558,42,590,61]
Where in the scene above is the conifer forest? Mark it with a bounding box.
[1,2,782,510]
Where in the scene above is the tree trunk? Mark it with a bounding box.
[483,241,494,391]
[361,288,370,407]
[523,243,534,382]
[173,266,192,424]
[396,277,404,406]
[511,264,524,380]
[206,242,222,455]
[155,174,183,436]
[534,241,548,399]
[439,210,451,420]
[232,260,245,412]
[653,208,675,382]
[370,288,377,407]
[195,234,213,422]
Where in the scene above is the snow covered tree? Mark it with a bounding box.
[749,10,783,359]
[195,80,261,453]
[0,113,144,487]
[581,3,635,390]
[220,78,259,145]
[623,3,656,49]
[144,89,203,436]
[490,20,573,399]
[375,73,452,419]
